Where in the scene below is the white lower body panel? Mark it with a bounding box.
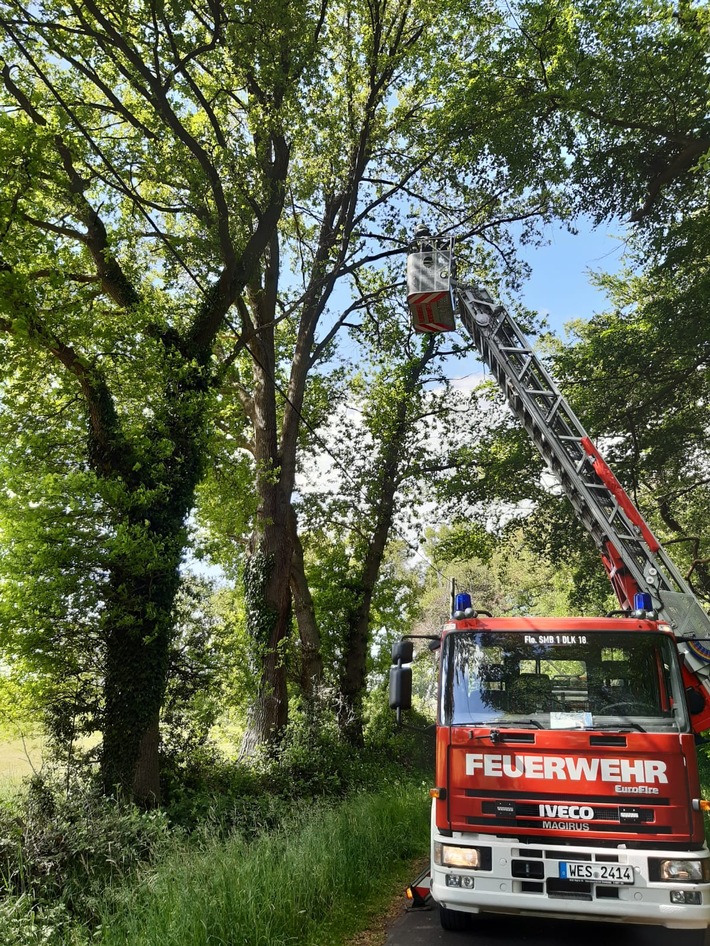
[431,822,710,930]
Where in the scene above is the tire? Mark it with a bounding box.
[439,904,473,932]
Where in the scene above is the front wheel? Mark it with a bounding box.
[439,904,473,931]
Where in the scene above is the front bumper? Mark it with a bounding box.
[431,830,710,930]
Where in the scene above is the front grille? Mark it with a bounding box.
[520,881,544,893]
[482,801,655,822]
[547,878,593,900]
[545,850,591,861]
[512,859,545,879]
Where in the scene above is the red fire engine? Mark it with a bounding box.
[389,227,710,938]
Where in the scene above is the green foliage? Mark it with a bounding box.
[98,782,429,946]
[418,524,613,626]
[697,747,710,843]
[243,550,277,649]
[429,0,709,619]
[550,258,710,601]
[160,691,432,833]
[0,699,433,943]
[0,463,107,763]
[364,687,436,776]
[445,0,709,230]
[160,577,227,762]
[0,0,332,791]
[3,0,704,800]
[0,775,171,941]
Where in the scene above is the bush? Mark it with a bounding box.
[160,695,432,836]
[0,694,435,945]
[0,775,171,932]
[364,687,436,776]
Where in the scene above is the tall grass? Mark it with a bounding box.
[99,781,430,946]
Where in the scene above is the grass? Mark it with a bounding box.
[5,733,706,946]
[98,781,430,946]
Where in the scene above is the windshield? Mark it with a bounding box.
[441,630,688,732]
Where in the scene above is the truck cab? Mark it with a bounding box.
[392,614,710,934]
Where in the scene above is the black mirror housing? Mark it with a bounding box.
[686,686,706,716]
[389,665,412,711]
[392,640,414,663]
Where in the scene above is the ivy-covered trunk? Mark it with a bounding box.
[338,596,372,747]
[101,540,182,802]
[241,511,293,754]
[96,350,209,802]
[338,531,389,746]
[289,505,323,698]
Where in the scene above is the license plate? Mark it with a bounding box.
[559,862,634,884]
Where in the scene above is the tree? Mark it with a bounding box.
[420,525,587,623]
[480,0,710,600]
[0,0,580,787]
[297,326,445,743]
[550,261,710,601]
[430,380,615,616]
[188,0,555,752]
[445,0,709,229]
[0,0,322,800]
[228,0,507,751]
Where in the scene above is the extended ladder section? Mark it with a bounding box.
[407,230,710,725]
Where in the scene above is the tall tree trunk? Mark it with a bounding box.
[98,356,207,802]
[132,713,161,802]
[338,338,437,743]
[288,505,323,698]
[338,538,387,747]
[101,553,181,803]
[240,302,294,751]
[240,514,293,754]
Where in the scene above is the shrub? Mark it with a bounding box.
[364,686,436,776]
[0,775,170,929]
[160,695,430,836]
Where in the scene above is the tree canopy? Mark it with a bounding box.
[1,0,708,801]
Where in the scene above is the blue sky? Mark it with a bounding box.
[517,221,629,335]
[447,219,630,391]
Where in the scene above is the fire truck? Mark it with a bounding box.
[389,226,710,938]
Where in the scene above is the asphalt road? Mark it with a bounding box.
[384,904,710,946]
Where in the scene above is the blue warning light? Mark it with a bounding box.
[455,593,472,613]
[634,592,653,611]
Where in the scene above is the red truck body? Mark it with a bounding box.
[422,616,710,931]
[436,619,704,848]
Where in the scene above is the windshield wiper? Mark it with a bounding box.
[468,719,543,730]
[589,722,647,733]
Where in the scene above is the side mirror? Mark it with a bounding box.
[389,665,412,711]
[392,640,414,663]
[686,686,706,716]
[389,639,414,714]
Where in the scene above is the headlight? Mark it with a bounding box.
[654,859,710,883]
[434,842,480,869]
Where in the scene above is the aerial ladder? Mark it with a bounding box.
[406,225,710,733]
